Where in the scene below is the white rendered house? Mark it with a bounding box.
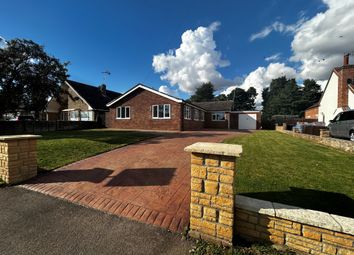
[318,54,354,125]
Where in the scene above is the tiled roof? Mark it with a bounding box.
[191,100,234,111]
[305,103,320,110]
[67,80,121,110]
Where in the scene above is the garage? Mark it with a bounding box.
[238,113,257,129]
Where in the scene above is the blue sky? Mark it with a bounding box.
[2,0,353,101]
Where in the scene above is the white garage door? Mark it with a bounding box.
[238,114,257,130]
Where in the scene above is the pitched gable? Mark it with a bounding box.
[107,84,183,107]
[66,80,121,110]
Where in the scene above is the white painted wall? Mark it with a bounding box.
[319,73,341,125]
[349,89,354,109]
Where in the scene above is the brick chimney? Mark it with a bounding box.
[344,53,350,66]
[99,84,107,97]
[337,54,353,108]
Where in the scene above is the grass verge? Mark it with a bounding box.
[224,130,354,217]
[37,129,155,171]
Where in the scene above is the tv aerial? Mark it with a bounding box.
[102,70,111,83]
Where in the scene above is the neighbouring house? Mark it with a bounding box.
[192,101,261,130]
[304,103,319,120]
[106,83,261,131]
[318,54,354,125]
[45,80,121,125]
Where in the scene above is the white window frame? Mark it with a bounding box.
[212,112,225,121]
[152,104,171,119]
[116,106,131,119]
[184,106,191,120]
[194,109,199,121]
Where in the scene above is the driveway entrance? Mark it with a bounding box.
[21,130,242,232]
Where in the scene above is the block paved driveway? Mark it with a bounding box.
[21,130,244,233]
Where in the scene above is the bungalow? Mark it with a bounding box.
[317,54,354,125]
[45,80,121,125]
[106,84,261,131]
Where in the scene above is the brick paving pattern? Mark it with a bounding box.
[21,130,243,232]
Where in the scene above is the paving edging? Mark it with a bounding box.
[235,195,354,254]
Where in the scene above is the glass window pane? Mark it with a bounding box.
[121,107,125,118]
[349,111,354,120]
[159,105,164,118]
[153,105,158,118]
[126,107,130,118]
[164,105,170,118]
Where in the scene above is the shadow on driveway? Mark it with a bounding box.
[106,168,176,187]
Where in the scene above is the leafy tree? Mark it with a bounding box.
[214,93,227,101]
[190,82,215,102]
[0,39,68,118]
[228,87,257,110]
[301,79,322,110]
[261,77,299,128]
[261,77,322,128]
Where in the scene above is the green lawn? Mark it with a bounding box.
[37,129,155,171]
[224,131,354,217]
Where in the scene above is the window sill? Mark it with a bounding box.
[152,117,171,120]
[116,118,131,120]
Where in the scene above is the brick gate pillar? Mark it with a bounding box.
[0,135,41,184]
[184,142,242,246]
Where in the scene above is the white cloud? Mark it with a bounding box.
[316,80,328,90]
[152,22,233,94]
[249,27,273,42]
[222,63,297,106]
[265,53,281,62]
[220,85,237,96]
[291,0,354,80]
[0,36,7,49]
[250,19,305,41]
[158,85,180,98]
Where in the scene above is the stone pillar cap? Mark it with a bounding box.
[0,135,42,141]
[184,142,242,157]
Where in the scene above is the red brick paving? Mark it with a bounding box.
[21,130,243,232]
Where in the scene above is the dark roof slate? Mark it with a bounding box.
[305,103,320,110]
[67,80,121,110]
[191,100,234,111]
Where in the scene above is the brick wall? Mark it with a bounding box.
[183,118,205,130]
[336,65,354,108]
[235,196,354,255]
[305,107,319,120]
[106,88,183,131]
[0,135,40,184]
[204,112,228,129]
